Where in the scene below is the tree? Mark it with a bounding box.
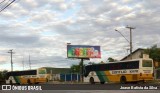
[70,61,84,73]
[107,57,116,62]
[70,64,79,73]
[100,61,105,64]
[144,44,160,62]
[0,70,8,84]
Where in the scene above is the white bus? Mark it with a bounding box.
[6,68,50,84]
[84,58,154,84]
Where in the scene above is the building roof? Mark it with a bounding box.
[120,48,145,61]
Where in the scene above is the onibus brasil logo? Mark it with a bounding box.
[2,85,42,90]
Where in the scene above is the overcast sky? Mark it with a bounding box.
[0,0,160,71]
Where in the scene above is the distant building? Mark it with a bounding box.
[41,67,71,74]
[40,67,80,81]
[41,67,71,81]
[120,48,160,68]
[121,48,144,61]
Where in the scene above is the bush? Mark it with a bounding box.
[0,70,8,84]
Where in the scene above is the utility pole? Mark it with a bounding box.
[8,49,15,71]
[29,54,31,70]
[22,56,24,70]
[126,25,135,59]
[81,58,84,82]
[115,25,135,60]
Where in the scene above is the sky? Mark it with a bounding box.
[0,0,160,71]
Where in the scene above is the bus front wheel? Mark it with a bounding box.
[46,78,48,82]
[100,82,105,84]
[90,77,95,84]
[27,79,31,85]
[120,76,126,84]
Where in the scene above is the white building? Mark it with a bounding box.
[121,48,144,61]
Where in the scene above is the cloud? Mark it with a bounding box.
[0,0,160,71]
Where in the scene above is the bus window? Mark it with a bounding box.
[100,65,105,71]
[142,60,152,67]
[39,69,46,74]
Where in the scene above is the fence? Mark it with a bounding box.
[60,73,80,82]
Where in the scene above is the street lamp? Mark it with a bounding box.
[115,29,130,43]
[115,25,135,59]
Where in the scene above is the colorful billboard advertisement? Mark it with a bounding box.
[67,45,101,58]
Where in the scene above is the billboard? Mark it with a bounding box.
[67,45,101,58]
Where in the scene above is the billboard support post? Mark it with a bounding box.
[81,58,84,82]
[67,45,101,82]
[80,58,89,82]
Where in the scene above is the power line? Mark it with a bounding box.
[0,0,16,12]
[29,54,31,70]
[0,0,11,10]
[0,0,6,5]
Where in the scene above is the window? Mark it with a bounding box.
[142,60,152,67]
[84,60,140,76]
[39,69,46,74]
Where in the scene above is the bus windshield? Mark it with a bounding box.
[38,69,46,74]
[142,60,152,67]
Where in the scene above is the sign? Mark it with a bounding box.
[111,69,139,74]
[67,45,101,58]
[1,85,42,90]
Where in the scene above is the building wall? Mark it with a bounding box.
[40,67,71,81]
[122,50,143,61]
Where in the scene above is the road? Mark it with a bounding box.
[39,83,160,90]
[0,90,160,93]
[0,83,160,93]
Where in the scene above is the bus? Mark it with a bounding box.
[84,58,154,84]
[5,68,50,84]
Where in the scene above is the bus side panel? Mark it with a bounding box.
[91,70,119,82]
[96,71,109,82]
[6,76,17,84]
[104,71,119,82]
[36,78,47,83]
[139,74,153,80]
[91,71,121,83]
[20,78,48,84]
[138,68,154,81]
[30,78,37,84]
[20,78,28,84]
[107,70,140,82]
[13,76,21,84]
[105,74,139,82]
[84,70,145,83]
[84,71,100,83]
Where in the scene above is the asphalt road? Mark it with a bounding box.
[41,83,160,90]
[0,90,160,93]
